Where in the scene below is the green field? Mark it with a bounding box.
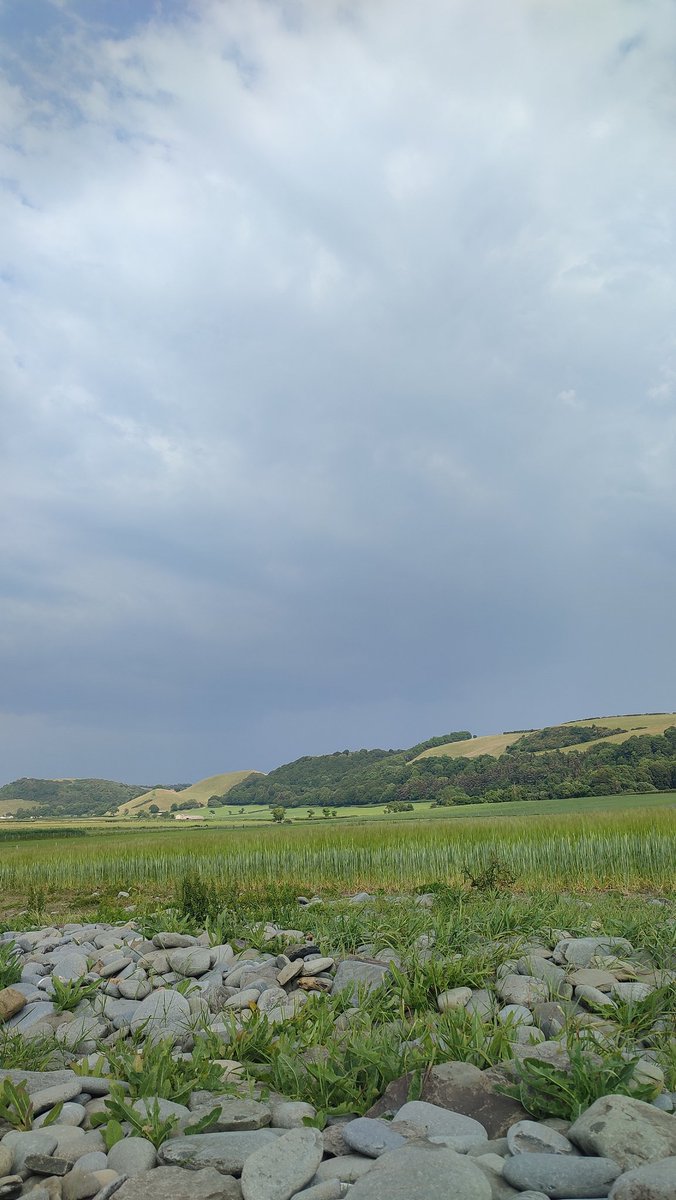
[0,799,673,909]
[203,791,676,825]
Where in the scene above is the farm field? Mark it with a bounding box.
[0,802,673,911]
[204,790,676,824]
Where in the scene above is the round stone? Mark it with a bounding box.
[342,1117,407,1157]
[437,987,472,1012]
[503,1152,622,1198]
[609,1156,676,1200]
[107,1136,157,1176]
[393,1101,488,1152]
[507,1120,574,1156]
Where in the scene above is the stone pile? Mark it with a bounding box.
[0,915,674,1200]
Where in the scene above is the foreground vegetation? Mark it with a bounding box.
[1,888,674,1129]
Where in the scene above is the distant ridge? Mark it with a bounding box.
[2,712,675,817]
[414,713,676,761]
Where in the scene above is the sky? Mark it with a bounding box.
[1,0,675,784]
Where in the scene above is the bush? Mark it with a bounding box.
[176,871,221,925]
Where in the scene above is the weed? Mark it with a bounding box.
[0,1079,63,1131]
[51,975,100,1013]
[387,950,498,1014]
[611,985,676,1047]
[26,886,47,923]
[0,941,21,990]
[101,1028,230,1104]
[93,1085,220,1149]
[431,1007,515,1069]
[502,1034,660,1120]
[463,854,516,892]
[176,872,222,926]
[0,1029,61,1071]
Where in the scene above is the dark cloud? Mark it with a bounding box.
[1,0,675,781]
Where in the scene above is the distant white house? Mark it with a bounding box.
[0,813,15,820]
[173,812,209,821]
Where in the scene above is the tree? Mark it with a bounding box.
[271,806,286,823]
[322,807,332,818]
[307,808,315,818]
[148,804,160,814]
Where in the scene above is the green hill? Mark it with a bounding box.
[225,715,676,811]
[4,713,676,820]
[0,778,152,818]
[119,771,262,815]
[415,713,676,761]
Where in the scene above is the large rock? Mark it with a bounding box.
[367,1061,528,1138]
[553,937,633,967]
[342,1117,406,1157]
[393,1100,487,1151]
[503,1152,621,1197]
[497,975,549,1007]
[6,1001,56,1030]
[569,1096,676,1171]
[159,1130,284,1175]
[51,953,89,982]
[0,1069,77,1096]
[168,948,212,977]
[347,1144,492,1200]
[1,1130,58,1174]
[331,959,389,1002]
[128,988,191,1039]
[241,1127,324,1200]
[314,1155,376,1184]
[107,1138,157,1176]
[0,986,26,1022]
[506,1119,574,1156]
[609,1157,676,1200]
[115,1165,240,1199]
[191,1099,272,1132]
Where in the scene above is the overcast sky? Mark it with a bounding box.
[1,0,675,784]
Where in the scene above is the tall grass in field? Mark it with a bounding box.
[0,808,672,897]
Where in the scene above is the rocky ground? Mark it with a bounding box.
[0,895,674,1200]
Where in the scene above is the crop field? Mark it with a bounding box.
[0,805,673,909]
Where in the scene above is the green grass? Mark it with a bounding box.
[0,804,673,907]
[158,790,676,825]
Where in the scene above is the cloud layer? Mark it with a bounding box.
[1,0,675,781]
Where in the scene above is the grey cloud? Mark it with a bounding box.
[1,0,675,779]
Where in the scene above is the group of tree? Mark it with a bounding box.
[225,725,676,813]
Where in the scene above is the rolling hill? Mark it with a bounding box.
[414,714,676,761]
[118,770,262,815]
[3,713,675,819]
[0,778,152,818]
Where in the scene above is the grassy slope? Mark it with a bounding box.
[119,770,262,814]
[415,712,676,761]
[0,799,39,816]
